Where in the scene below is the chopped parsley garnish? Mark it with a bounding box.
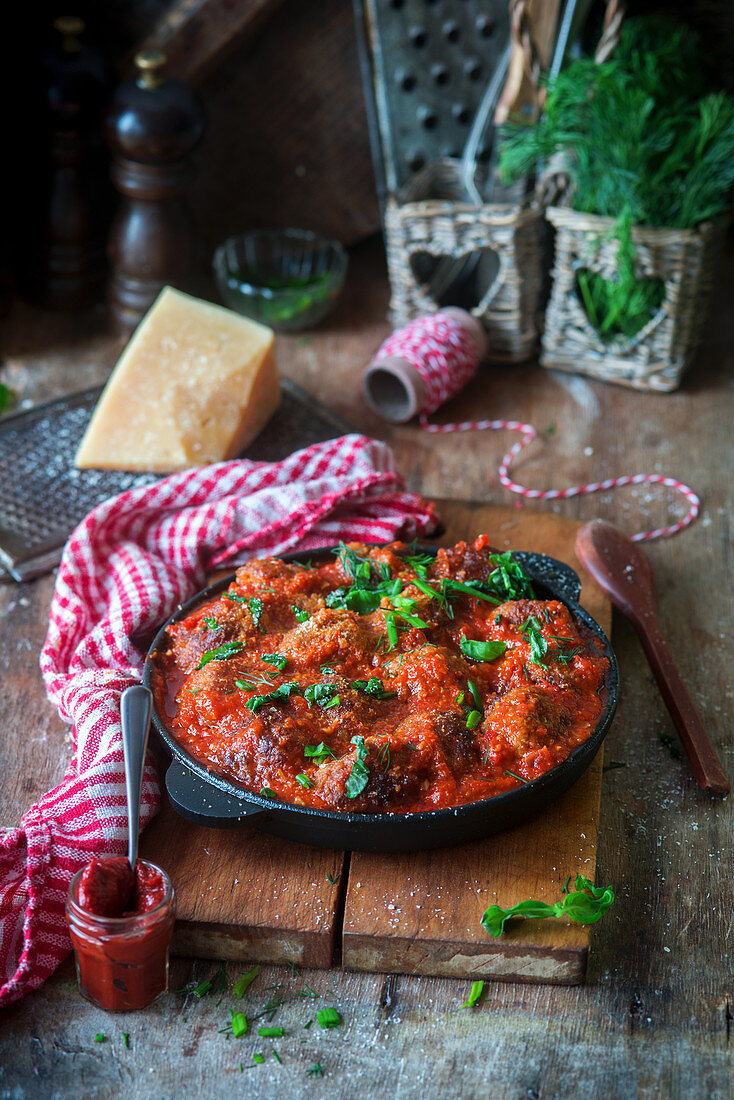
[481,874,615,937]
[350,677,397,700]
[196,642,243,669]
[231,1010,248,1038]
[316,1007,342,1029]
[459,637,507,662]
[460,980,484,1009]
[261,653,288,671]
[247,597,265,630]
[202,616,220,629]
[520,616,549,669]
[296,773,315,789]
[304,742,336,763]
[292,605,309,623]
[245,682,301,712]
[233,964,260,997]
[345,735,369,798]
[304,682,340,708]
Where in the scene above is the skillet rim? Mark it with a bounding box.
[143,543,618,828]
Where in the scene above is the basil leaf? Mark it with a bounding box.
[350,677,397,700]
[292,605,309,623]
[345,735,369,798]
[304,682,339,708]
[245,682,301,713]
[304,742,336,762]
[296,773,314,789]
[261,653,288,671]
[460,637,507,662]
[197,642,243,669]
[520,616,549,668]
[480,875,615,937]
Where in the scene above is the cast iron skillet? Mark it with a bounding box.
[143,546,618,852]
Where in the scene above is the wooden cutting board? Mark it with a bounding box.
[141,500,612,984]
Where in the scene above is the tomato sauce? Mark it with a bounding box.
[152,537,610,814]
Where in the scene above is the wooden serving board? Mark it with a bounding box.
[141,500,612,984]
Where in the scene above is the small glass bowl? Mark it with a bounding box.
[213,228,348,332]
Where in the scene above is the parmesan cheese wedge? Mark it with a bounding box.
[75,286,280,472]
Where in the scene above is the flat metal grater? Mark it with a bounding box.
[352,0,511,200]
[0,380,352,583]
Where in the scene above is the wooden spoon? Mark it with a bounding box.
[575,519,730,797]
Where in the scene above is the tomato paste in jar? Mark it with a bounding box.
[66,857,175,1011]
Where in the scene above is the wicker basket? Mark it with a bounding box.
[541,207,727,391]
[384,160,545,363]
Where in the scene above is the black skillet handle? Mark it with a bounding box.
[514,552,582,604]
[166,762,266,828]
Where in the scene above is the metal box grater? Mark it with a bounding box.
[0,380,352,583]
[353,0,510,200]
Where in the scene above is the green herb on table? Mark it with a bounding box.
[231,1011,248,1038]
[460,637,507,662]
[562,875,572,895]
[272,1050,281,1063]
[460,980,485,1009]
[481,874,615,937]
[326,872,341,885]
[261,653,288,671]
[307,1063,324,1077]
[293,605,309,623]
[122,1032,130,1049]
[316,1007,342,1029]
[602,761,627,773]
[0,382,15,415]
[233,964,260,998]
[258,1026,285,1038]
[94,1034,107,1043]
[345,735,369,798]
[253,1052,264,1064]
[245,682,301,713]
[197,642,244,669]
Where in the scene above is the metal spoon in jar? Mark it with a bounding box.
[121,684,154,870]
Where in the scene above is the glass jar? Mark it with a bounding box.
[66,859,176,1011]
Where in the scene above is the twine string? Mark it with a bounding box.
[378,312,700,542]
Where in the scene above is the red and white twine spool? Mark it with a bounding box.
[369,311,699,542]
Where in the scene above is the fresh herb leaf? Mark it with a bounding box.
[293,605,309,623]
[304,682,339,708]
[460,980,484,1009]
[197,642,243,669]
[320,664,337,674]
[260,787,276,798]
[520,617,549,669]
[296,773,314,789]
[122,1033,130,1049]
[465,709,482,731]
[247,597,264,631]
[202,616,220,629]
[350,677,397,700]
[481,873,615,937]
[316,1007,342,1029]
[324,694,340,709]
[345,735,369,798]
[253,1053,264,1064]
[245,682,301,712]
[261,653,288,671]
[94,1034,106,1043]
[460,637,507,662]
[503,770,529,784]
[304,742,336,763]
[231,1011,248,1038]
[307,1063,324,1077]
[384,611,399,650]
[467,681,482,710]
[233,964,260,998]
[272,1051,281,1063]
[562,875,571,895]
[258,1027,285,1038]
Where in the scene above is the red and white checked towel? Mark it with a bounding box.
[0,434,437,1007]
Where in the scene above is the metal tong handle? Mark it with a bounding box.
[121,684,153,870]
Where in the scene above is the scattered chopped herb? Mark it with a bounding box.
[258,1027,285,1038]
[465,710,482,731]
[350,677,397,700]
[253,1053,264,1064]
[261,653,288,670]
[320,664,337,674]
[293,606,309,623]
[376,740,391,773]
[233,964,260,998]
[304,1019,313,1030]
[248,597,265,630]
[481,873,615,937]
[316,1007,342,1029]
[460,980,485,1009]
[460,637,507,662]
[503,770,529,784]
[545,423,557,435]
[260,787,276,798]
[324,694,340,709]
[562,875,571,894]
[345,735,369,798]
[231,1011,248,1038]
[235,673,275,690]
[403,551,434,578]
[307,1063,324,1077]
[304,682,340,708]
[326,872,341,885]
[94,1034,106,1043]
[197,642,244,669]
[384,610,398,650]
[296,773,315,790]
[486,552,535,600]
[226,592,248,603]
[202,616,220,629]
[272,1050,281,1064]
[304,742,336,763]
[245,682,301,712]
[467,681,482,709]
[520,616,549,669]
[122,1033,130,1049]
[441,578,502,606]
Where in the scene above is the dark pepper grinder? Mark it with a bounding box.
[105,51,205,332]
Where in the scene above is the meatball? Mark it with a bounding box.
[432,538,500,584]
[485,684,571,755]
[432,712,481,776]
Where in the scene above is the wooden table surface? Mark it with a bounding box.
[1,239,732,1099]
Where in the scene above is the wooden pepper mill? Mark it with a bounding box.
[33,16,112,309]
[105,51,205,332]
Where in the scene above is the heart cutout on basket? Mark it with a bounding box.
[575,267,666,343]
[410,247,501,312]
